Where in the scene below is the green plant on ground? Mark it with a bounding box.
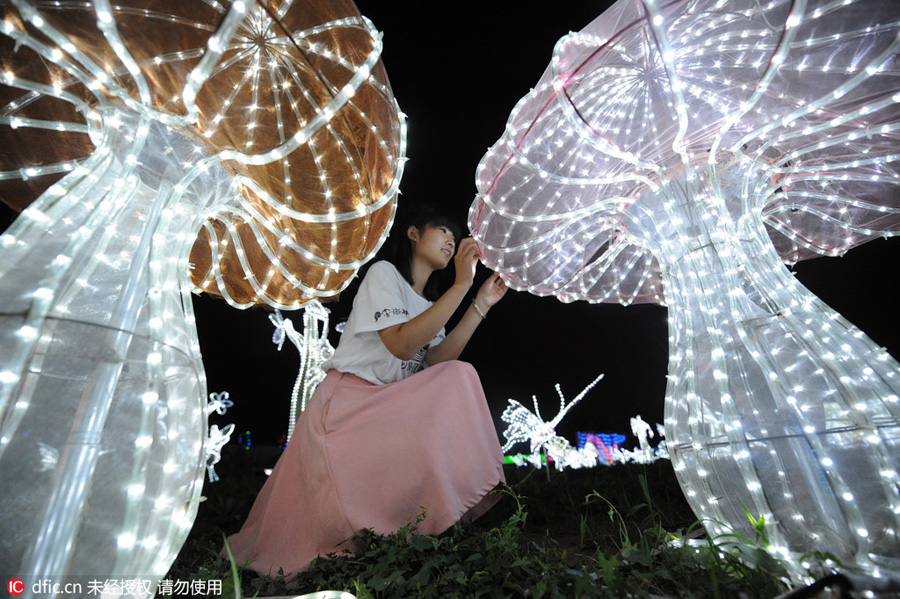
[288,489,602,599]
[578,474,793,599]
[163,461,812,598]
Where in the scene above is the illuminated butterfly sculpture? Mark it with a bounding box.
[501,374,604,467]
[0,0,404,592]
[471,0,900,579]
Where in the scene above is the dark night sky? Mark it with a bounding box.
[2,1,898,449]
[194,1,900,447]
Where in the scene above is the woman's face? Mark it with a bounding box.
[411,224,456,269]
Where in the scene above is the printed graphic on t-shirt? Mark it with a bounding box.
[401,345,429,376]
[374,307,409,323]
[400,331,446,376]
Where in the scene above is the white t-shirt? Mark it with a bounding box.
[322,261,446,384]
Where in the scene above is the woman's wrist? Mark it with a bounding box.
[471,298,488,320]
[446,282,471,307]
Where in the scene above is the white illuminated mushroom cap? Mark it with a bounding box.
[470,0,900,305]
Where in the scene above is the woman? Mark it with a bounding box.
[226,205,508,578]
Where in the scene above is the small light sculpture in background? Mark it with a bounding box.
[630,415,655,462]
[0,0,403,593]
[501,374,604,469]
[269,302,334,442]
[205,423,236,484]
[471,0,900,580]
[205,391,235,483]
[578,431,625,464]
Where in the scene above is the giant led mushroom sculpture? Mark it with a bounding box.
[470,0,900,579]
[0,0,404,593]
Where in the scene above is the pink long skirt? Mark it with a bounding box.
[225,360,506,578]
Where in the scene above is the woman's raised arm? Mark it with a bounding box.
[424,271,507,365]
[378,238,479,360]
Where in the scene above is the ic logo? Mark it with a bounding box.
[8,578,25,596]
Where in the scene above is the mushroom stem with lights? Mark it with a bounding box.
[470,0,900,579]
[0,0,403,592]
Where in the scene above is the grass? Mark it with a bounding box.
[164,451,821,598]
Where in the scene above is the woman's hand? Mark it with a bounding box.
[453,237,479,289]
[475,272,508,310]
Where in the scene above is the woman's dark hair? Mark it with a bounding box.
[386,203,463,301]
